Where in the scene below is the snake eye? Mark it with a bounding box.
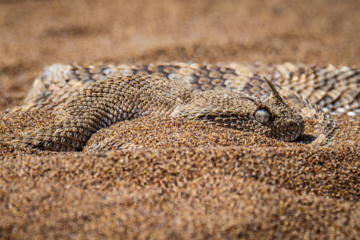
[255,109,271,124]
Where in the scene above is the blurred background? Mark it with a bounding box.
[0,0,359,111]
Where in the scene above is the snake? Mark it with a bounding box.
[2,62,360,151]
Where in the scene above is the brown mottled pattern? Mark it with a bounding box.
[5,62,360,151]
[12,75,191,151]
[4,70,306,151]
[12,63,360,116]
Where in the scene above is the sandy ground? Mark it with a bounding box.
[1,0,360,239]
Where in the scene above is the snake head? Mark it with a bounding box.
[241,78,304,142]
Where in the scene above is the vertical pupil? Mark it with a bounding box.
[255,109,270,124]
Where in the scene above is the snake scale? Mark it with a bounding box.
[2,62,360,151]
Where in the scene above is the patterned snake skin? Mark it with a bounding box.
[4,62,360,151]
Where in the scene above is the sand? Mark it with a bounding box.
[1,0,360,239]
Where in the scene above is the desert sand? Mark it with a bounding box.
[1,0,360,239]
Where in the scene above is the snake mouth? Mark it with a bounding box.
[273,119,304,142]
[278,131,301,142]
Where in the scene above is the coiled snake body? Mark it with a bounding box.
[3,62,360,151]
